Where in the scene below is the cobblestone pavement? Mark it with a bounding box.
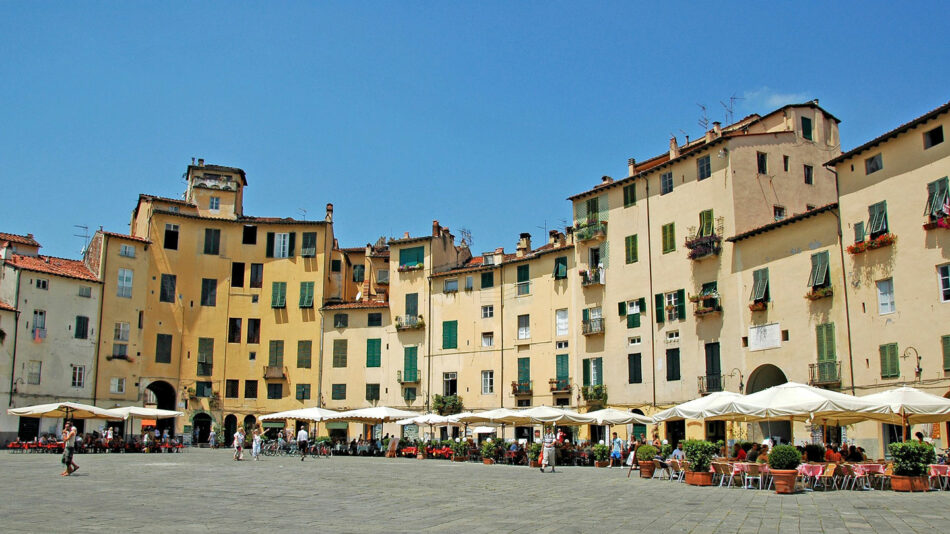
[1,450,947,533]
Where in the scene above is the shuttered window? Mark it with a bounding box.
[197,338,213,376]
[271,282,287,308]
[854,221,866,243]
[628,353,642,384]
[553,256,568,279]
[297,340,312,368]
[801,116,813,141]
[442,320,458,349]
[943,335,950,372]
[661,223,675,253]
[155,333,172,364]
[623,183,636,207]
[200,278,217,307]
[268,340,284,367]
[331,384,346,400]
[627,299,644,329]
[366,339,381,367]
[583,357,603,386]
[301,232,317,257]
[666,348,680,381]
[366,384,380,401]
[879,343,899,378]
[299,282,314,308]
[867,201,889,237]
[517,357,530,383]
[399,246,424,267]
[697,155,711,181]
[481,271,494,288]
[925,177,949,218]
[404,346,418,375]
[807,251,830,288]
[751,268,770,302]
[296,384,311,400]
[556,354,568,381]
[203,228,220,255]
[655,294,665,324]
[816,323,836,362]
[699,210,714,237]
[353,265,365,283]
[332,339,347,368]
[625,235,638,264]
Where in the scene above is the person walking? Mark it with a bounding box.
[610,432,623,468]
[297,426,309,461]
[233,428,245,461]
[540,427,556,473]
[252,428,262,461]
[61,422,79,476]
[208,427,217,449]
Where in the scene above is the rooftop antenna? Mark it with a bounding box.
[458,227,473,248]
[720,93,743,124]
[678,129,690,144]
[535,220,548,237]
[73,225,89,255]
[697,104,709,131]
[297,208,307,221]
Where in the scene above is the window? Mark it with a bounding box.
[516,265,530,295]
[298,340,312,368]
[403,387,417,401]
[481,370,494,394]
[267,232,292,258]
[582,357,603,386]
[621,298,645,328]
[555,309,568,336]
[242,225,257,245]
[117,268,133,298]
[628,353,642,384]
[225,380,239,398]
[156,333,172,363]
[332,339,347,367]
[628,336,641,346]
[655,290,685,323]
[806,251,830,289]
[625,234,638,264]
[368,313,382,327]
[698,209,714,237]
[783,155,789,172]
[301,232,317,257]
[880,343,899,378]
[197,338,214,376]
[660,172,673,195]
[74,316,89,339]
[159,274,176,303]
[114,321,129,342]
[666,348,681,381]
[231,262,245,288]
[697,155,711,180]
[865,153,883,175]
[78,285,91,298]
[801,116,813,141]
[366,339,381,367]
[119,244,135,257]
[443,372,458,396]
[271,282,287,308]
[756,152,768,174]
[204,228,221,255]
[553,257,568,280]
[943,335,950,371]
[464,276,473,290]
[517,314,530,340]
[333,313,348,328]
[877,278,895,315]
[109,376,125,394]
[296,384,311,400]
[751,268,770,302]
[444,279,458,293]
[405,293,418,317]
[349,264,364,283]
[365,384,380,401]
[556,340,569,349]
[481,332,493,347]
[249,263,263,288]
[208,196,220,211]
[404,346,418,377]
[249,351,256,361]
[803,164,814,185]
[481,305,494,319]
[299,282,314,308]
[32,310,46,340]
[442,320,458,349]
[330,259,341,272]
[481,272,494,288]
[939,265,950,302]
[399,246,424,268]
[247,319,260,344]
[200,278,217,307]
[623,183,636,206]
[244,380,258,398]
[164,224,179,250]
[268,383,283,400]
[925,126,945,149]
[665,292,680,322]
[331,384,346,400]
[661,223,675,254]
[268,340,284,366]
[816,323,836,364]
[925,177,949,220]
[773,206,786,221]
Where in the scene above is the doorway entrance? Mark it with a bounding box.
[223,414,237,445]
[630,409,647,442]
[17,417,39,440]
[146,380,178,437]
[746,364,790,444]
[193,413,213,444]
[665,420,685,447]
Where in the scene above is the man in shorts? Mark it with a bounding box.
[610,432,623,468]
[62,422,79,476]
[297,426,309,461]
[540,428,556,473]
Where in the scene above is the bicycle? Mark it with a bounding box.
[310,441,331,459]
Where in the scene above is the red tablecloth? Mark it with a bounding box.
[797,464,823,477]
[930,464,950,477]
[852,464,885,476]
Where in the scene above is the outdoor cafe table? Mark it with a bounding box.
[851,464,885,477]
[930,464,950,489]
[798,464,824,478]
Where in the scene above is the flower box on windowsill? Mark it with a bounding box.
[846,233,896,255]
[804,286,834,301]
[923,217,950,230]
[664,305,677,313]
[749,301,768,312]
[685,234,722,261]
[398,264,424,272]
[694,306,722,318]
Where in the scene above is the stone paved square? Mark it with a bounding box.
[1,450,947,533]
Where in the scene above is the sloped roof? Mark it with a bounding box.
[321,301,389,311]
[100,231,150,244]
[826,100,950,167]
[727,203,838,243]
[6,254,99,282]
[0,232,40,247]
[0,300,15,312]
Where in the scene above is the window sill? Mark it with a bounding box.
[514,338,531,345]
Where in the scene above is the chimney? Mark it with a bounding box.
[432,220,441,237]
[191,157,196,165]
[669,136,680,159]
[549,229,559,245]
[197,158,204,166]
[403,231,410,239]
[325,203,334,223]
[601,175,613,185]
[713,121,722,137]
[332,238,339,249]
[516,233,531,257]
[627,158,636,176]
[705,129,715,143]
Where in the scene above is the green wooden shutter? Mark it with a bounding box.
[700,210,713,237]
[625,234,638,263]
[623,184,636,207]
[593,358,603,385]
[618,301,627,316]
[556,354,568,380]
[271,282,286,308]
[942,335,950,371]
[265,232,275,258]
[816,323,836,362]
[801,116,813,140]
[404,346,417,373]
[675,289,686,320]
[655,293,665,323]
[637,298,646,313]
[627,311,640,328]
[582,308,590,323]
[287,232,296,256]
[880,343,898,378]
[297,340,312,368]
[517,357,530,382]
[752,269,769,301]
[517,265,529,283]
[582,359,591,386]
[442,321,458,349]
[553,257,567,279]
[854,221,865,243]
[366,339,381,367]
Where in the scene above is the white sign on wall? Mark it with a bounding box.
[748,323,781,351]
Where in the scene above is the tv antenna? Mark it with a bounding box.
[678,129,690,144]
[697,104,709,130]
[458,227,473,248]
[297,208,307,221]
[73,225,90,255]
[720,93,743,124]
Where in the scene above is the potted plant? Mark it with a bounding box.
[804,286,834,300]
[450,438,468,462]
[592,443,610,467]
[888,441,936,492]
[527,442,543,467]
[682,440,718,486]
[480,439,496,465]
[749,301,767,312]
[767,444,801,494]
[636,444,658,478]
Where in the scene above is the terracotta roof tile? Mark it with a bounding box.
[321,301,389,310]
[100,231,150,244]
[140,194,194,206]
[6,254,99,282]
[0,232,40,247]
[0,300,15,312]
[727,203,838,243]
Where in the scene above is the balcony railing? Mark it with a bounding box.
[582,318,605,336]
[511,380,533,396]
[395,315,425,331]
[809,361,841,388]
[575,220,607,242]
[690,294,722,318]
[263,365,287,380]
[581,268,604,287]
[549,378,570,393]
[397,369,420,383]
[685,234,723,260]
[697,374,724,395]
[581,384,607,404]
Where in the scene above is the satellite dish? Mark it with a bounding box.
[355,291,362,301]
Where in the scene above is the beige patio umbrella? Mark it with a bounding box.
[862,386,950,440]
[108,406,183,441]
[454,409,522,443]
[588,408,652,426]
[260,407,338,438]
[324,406,419,439]
[8,402,124,421]
[651,391,744,422]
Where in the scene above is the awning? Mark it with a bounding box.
[262,421,284,428]
[325,421,349,429]
[140,419,157,426]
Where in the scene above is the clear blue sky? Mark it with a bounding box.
[2,2,948,259]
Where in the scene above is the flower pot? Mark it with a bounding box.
[416,453,426,460]
[483,458,494,465]
[639,461,655,478]
[594,460,609,468]
[771,469,799,494]
[452,455,468,462]
[529,460,541,468]
[891,475,929,492]
[685,470,713,486]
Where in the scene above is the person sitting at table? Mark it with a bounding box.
[670,442,685,460]
[756,445,769,464]
[733,444,746,461]
[747,443,761,462]
[824,444,836,462]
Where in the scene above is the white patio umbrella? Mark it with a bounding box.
[453,408,522,425]
[325,406,419,439]
[8,402,123,421]
[108,406,183,440]
[862,386,950,440]
[651,391,744,422]
[508,406,597,425]
[587,408,652,426]
[259,407,338,422]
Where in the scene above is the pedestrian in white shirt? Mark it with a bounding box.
[297,427,309,461]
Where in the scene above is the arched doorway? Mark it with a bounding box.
[146,381,178,437]
[630,409,647,441]
[746,364,790,444]
[243,415,256,433]
[224,414,237,445]
[193,413,213,444]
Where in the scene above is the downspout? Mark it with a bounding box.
[7,269,22,406]
[222,268,232,413]
[92,236,109,406]
[827,167,857,395]
[644,178,657,407]
[425,263,433,413]
[499,266,504,409]
[317,313,325,407]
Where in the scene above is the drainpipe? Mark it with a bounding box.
[317,313,325,407]
[644,178,657,407]
[499,266,504,409]
[425,266,433,413]
[7,269,22,406]
[92,236,109,407]
[827,168,857,395]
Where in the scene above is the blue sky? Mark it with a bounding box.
[2,2,948,259]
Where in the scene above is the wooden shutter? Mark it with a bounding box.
[287,232,296,256]
[297,340,312,368]
[517,265,529,283]
[655,294,665,324]
[628,353,641,384]
[625,235,638,263]
[442,321,458,349]
[556,354,568,380]
[404,346,417,373]
[675,289,686,320]
[265,232,275,258]
[942,335,950,371]
[623,184,636,207]
[366,339,381,367]
[618,301,627,316]
[854,221,865,243]
[593,358,603,385]
[582,359,591,386]
[518,357,530,382]
[333,339,347,367]
[627,312,640,328]
[700,210,713,237]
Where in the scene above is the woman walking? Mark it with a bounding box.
[233,427,245,461]
[252,428,262,461]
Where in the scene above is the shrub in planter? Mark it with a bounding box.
[889,441,935,492]
[450,438,468,460]
[660,443,673,458]
[682,439,718,485]
[636,444,657,478]
[592,443,610,466]
[527,442,543,462]
[480,439,497,463]
[803,443,825,463]
[768,444,802,494]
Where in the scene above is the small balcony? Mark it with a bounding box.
[575,220,607,242]
[397,369,420,383]
[697,374,724,395]
[511,380,533,396]
[263,365,287,380]
[690,294,722,319]
[582,318,605,336]
[804,286,833,301]
[581,268,604,287]
[685,218,724,260]
[549,378,571,393]
[809,361,841,388]
[581,384,607,404]
[395,315,425,331]
[397,263,424,273]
